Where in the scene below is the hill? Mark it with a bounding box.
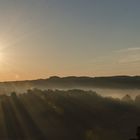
[0,76,140,94]
[0,89,140,140]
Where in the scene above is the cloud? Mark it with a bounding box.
[118,55,140,64]
[115,47,140,53]
[114,47,140,64]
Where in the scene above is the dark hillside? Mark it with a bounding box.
[0,89,140,140]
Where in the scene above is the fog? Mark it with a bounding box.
[92,88,140,99]
[1,84,140,100]
[57,87,140,99]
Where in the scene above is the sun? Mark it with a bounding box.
[0,48,6,64]
[0,52,4,61]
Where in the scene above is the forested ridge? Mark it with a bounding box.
[0,89,140,140]
[0,76,140,95]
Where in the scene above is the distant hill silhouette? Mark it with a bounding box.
[0,76,140,94]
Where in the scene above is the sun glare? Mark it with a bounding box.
[0,46,6,64]
[0,52,4,61]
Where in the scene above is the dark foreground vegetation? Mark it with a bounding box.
[0,89,140,140]
[129,126,140,140]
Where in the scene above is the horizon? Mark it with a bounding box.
[1,74,140,83]
[0,0,140,81]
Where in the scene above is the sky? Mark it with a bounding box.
[0,0,140,81]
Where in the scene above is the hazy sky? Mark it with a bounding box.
[0,0,140,81]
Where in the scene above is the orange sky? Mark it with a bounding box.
[0,0,140,81]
